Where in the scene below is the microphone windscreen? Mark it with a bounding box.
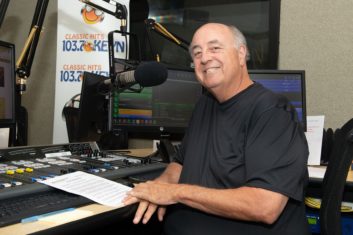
[135,61,168,87]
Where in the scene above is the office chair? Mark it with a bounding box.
[319,124,353,235]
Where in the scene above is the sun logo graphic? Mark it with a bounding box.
[81,5,105,24]
[82,41,94,52]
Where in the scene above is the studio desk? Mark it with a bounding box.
[0,144,166,235]
[307,166,353,202]
[1,143,353,235]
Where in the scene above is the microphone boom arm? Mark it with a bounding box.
[145,18,190,60]
[16,0,49,95]
[0,0,10,29]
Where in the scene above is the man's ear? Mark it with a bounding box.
[238,45,247,66]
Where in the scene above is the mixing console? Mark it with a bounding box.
[0,142,166,227]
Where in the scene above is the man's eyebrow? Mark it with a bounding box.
[207,39,220,44]
[207,40,222,46]
[190,44,201,52]
[190,40,222,52]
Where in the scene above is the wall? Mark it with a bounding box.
[0,0,352,145]
[279,0,353,129]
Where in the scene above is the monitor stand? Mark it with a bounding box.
[154,136,177,163]
[98,129,129,150]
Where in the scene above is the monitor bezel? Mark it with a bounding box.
[0,40,16,125]
[248,69,307,132]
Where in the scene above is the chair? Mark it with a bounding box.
[319,122,353,235]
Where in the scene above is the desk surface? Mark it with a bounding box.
[0,204,122,235]
[2,148,353,235]
[309,165,353,182]
[0,148,153,235]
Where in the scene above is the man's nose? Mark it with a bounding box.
[200,51,212,64]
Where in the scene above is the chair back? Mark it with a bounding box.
[320,125,353,235]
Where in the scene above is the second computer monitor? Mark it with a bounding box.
[249,70,307,131]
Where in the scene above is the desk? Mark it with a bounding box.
[2,147,353,235]
[307,166,353,202]
[0,204,127,235]
[0,148,162,235]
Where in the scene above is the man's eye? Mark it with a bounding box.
[193,51,201,57]
[211,47,221,52]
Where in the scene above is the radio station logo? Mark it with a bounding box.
[82,41,94,52]
[81,5,105,24]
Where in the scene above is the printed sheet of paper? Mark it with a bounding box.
[305,115,325,165]
[40,171,132,207]
[308,166,326,179]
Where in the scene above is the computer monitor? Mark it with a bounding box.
[249,70,307,131]
[0,40,16,125]
[74,72,109,142]
[110,67,203,140]
[0,40,16,147]
[110,69,306,141]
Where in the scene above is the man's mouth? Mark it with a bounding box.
[204,67,219,74]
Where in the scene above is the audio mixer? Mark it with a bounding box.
[0,142,166,227]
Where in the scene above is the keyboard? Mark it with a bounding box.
[0,190,91,227]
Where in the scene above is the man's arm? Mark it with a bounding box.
[156,162,182,183]
[176,185,288,224]
[128,182,288,225]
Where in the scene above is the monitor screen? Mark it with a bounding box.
[0,40,16,125]
[74,72,109,142]
[110,68,203,140]
[249,70,307,131]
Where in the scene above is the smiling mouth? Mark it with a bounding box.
[204,67,219,74]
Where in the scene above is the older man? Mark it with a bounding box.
[123,23,310,235]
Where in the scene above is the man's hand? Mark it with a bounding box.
[123,181,179,224]
[128,181,179,205]
[123,196,167,224]
[122,163,182,224]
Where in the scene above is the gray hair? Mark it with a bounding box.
[227,25,251,61]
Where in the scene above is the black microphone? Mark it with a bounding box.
[104,61,168,88]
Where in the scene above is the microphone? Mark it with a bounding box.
[104,61,168,89]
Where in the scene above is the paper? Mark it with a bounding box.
[305,116,325,165]
[40,171,132,207]
[0,128,10,148]
[308,166,326,179]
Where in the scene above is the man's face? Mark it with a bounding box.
[190,24,246,97]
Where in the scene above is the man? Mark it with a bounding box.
[123,23,310,235]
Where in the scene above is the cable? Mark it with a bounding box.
[305,197,353,213]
